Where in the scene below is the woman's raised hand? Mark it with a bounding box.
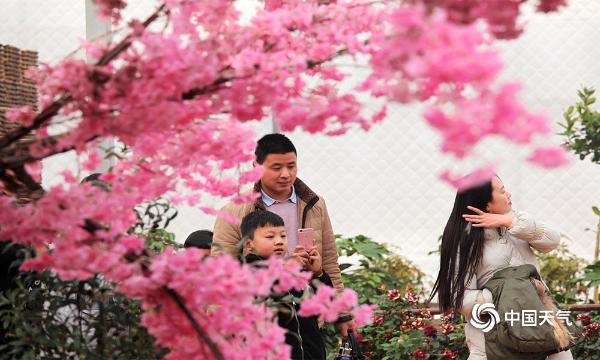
[462,206,514,228]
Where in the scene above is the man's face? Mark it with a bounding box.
[259,152,297,199]
[249,225,288,258]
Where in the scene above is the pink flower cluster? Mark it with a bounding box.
[425,0,568,39]
[299,285,375,326]
[92,0,127,22]
[120,252,313,359]
[583,322,600,339]
[363,5,569,185]
[439,165,496,191]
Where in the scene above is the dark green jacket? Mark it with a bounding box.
[482,264,579,360]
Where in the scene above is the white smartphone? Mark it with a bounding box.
[297,228,315,249]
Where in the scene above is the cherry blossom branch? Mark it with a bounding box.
[0,4,166,151]
[0,46,351,176]
[0,94,73,151]
[0,134,99,171]
[182,48,349,101]
[165,287,225,360]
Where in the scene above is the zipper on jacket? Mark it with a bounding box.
[292,299,305,360]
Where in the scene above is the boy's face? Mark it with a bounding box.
[249,225,288,258]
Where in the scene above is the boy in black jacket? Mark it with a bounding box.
[240,210,332,360]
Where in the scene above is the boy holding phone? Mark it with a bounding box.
[241,210,332,360]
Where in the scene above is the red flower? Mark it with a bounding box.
[441,348,458,359]
[374,315,384,325]
[412,349,427,359]
[411,317,425,330]
[401,321,411,331]
[583,322,600,339]
[423,325,437,337]
[356,333,364,343]
[405,290,419,303]
[440,313,454,323]
[441,323,455,334]
[577,313,592,325]
[387,289,401,301]
[420,308,432,319]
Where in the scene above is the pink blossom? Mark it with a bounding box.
[527,146,571,168]
[537,0,568,12]
[93,0,127,22]
[430,0,566,39]
[353,304,376,327]
[299,286,374,326]
[119,235,146,253]
[440,165,496,190]
[5,105,35,126]
[82,151,102,171]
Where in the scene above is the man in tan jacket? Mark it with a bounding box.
[211,133,356,335]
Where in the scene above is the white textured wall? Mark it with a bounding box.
[1,1,599,284]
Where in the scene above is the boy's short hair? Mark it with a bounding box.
[255,133,297,164]
[241,210,285,240]
[184,230,213,249]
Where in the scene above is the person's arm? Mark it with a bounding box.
[508,210,560,253]
[319,199,343,293]
[211,205,242,257]
[462,207,560,254]
[460,272,493,321]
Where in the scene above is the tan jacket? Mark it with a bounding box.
[211,178,343,292]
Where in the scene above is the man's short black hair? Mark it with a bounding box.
[240,210,285,240]
[184,230,213,249]
[255,133,297,164]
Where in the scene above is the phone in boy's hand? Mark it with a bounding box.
[297,228,315,249]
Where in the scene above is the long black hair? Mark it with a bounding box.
[429,180,493,314]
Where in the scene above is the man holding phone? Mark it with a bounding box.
[211,133,357,336]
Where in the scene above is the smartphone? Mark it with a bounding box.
[297,228,315,249]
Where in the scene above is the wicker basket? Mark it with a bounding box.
[0,44,38,105]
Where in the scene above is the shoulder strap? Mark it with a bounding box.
[348,330,365,360]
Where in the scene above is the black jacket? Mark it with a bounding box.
[244,254,333,360]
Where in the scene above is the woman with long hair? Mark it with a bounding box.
[430,175,573,359]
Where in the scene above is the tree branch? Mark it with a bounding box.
[0,4,166,151]
[0,5,352,175]
[164,287,224,360]
[0,134,99,171]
